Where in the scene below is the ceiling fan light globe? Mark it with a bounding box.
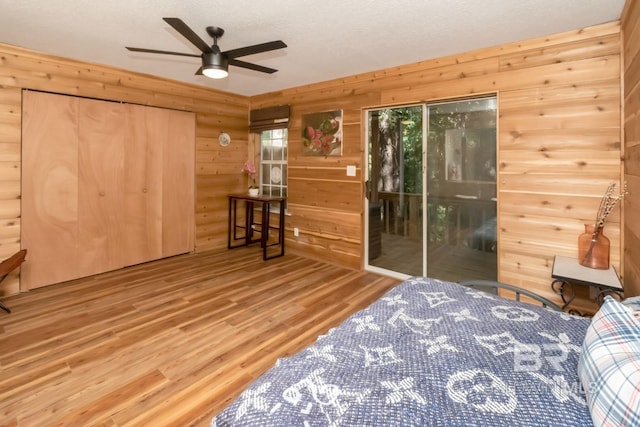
[203,67,228,79]
[202,52,229,79]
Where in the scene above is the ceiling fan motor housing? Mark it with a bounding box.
[204,52,228,68]
[206,26,225,39]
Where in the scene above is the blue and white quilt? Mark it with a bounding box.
[212,277,592,426]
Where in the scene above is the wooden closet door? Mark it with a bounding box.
[161,109,195,257]
[77,98,126,276]
[124,104,163,265]
[21,91,80,290]
[22,92,193,290]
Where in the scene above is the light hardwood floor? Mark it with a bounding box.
[0,248,400,426]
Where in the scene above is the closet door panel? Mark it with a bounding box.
[22,92,194,290]
[124,104,163,265]
[161,109,195,257]
[77,98,126,275]
[21,91,80,290]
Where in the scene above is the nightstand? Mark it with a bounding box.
[551,255,623,316]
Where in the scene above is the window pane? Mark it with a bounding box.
[282,129,288,160]
[260,128,288,200]
[262,139,272,160]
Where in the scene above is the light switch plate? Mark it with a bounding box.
[346,165,356,176]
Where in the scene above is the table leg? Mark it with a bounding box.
[245,201,252,246]
[261,199,285,260]
[551,279,576,311]
[228,197,243,248]
[258,201,266,259]
[227,197,233,249]
[278,199,285,256]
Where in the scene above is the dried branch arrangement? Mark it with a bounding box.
[581,181,627,267]
[593,181,627,233]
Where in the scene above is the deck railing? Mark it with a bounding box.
[372,191,497,252]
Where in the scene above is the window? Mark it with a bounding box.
[260,128,288,198]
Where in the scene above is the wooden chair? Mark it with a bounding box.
[0,249,27,314]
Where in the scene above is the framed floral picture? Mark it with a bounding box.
[301,110,342,156]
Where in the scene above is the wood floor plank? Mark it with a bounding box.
[23,370,169,427]
[0,247,400,426]
[0,361,72,404]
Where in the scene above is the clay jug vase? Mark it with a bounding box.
[578,224,610,269]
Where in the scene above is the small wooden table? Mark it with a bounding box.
[551,255,623,315]
[228,194,286,260]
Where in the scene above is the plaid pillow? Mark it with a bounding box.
[578,296,640,427]
[622,296,640,317]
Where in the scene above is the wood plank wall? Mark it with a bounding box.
[622,0,640,296]
[0,86,21,295]
[0,20,628,302]
[251,22,623,300]
[0,44,249,297]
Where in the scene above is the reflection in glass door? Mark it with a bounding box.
[366,97,497,282]
[425,97,497,282]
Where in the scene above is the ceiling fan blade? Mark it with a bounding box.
[126,46,201,58]
[224,40,287,59]
[163,17,213,54]
[195,66,203,75]
[229,58,278,74]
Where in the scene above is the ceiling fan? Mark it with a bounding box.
[126,17,287,79]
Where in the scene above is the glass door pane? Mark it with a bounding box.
[366,106,424,277]
[425,97,497,282]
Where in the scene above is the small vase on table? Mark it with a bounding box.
[577,224,610,270]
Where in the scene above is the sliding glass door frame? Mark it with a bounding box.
[364,95,497,281]
[364,103,427,280]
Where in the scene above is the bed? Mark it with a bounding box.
[211,277,640,427]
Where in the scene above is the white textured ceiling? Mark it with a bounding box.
[0,0,625,96]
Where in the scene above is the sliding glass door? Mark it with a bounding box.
[366,96,497,282]
[424,97,497,282]
[366,105,424,277]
